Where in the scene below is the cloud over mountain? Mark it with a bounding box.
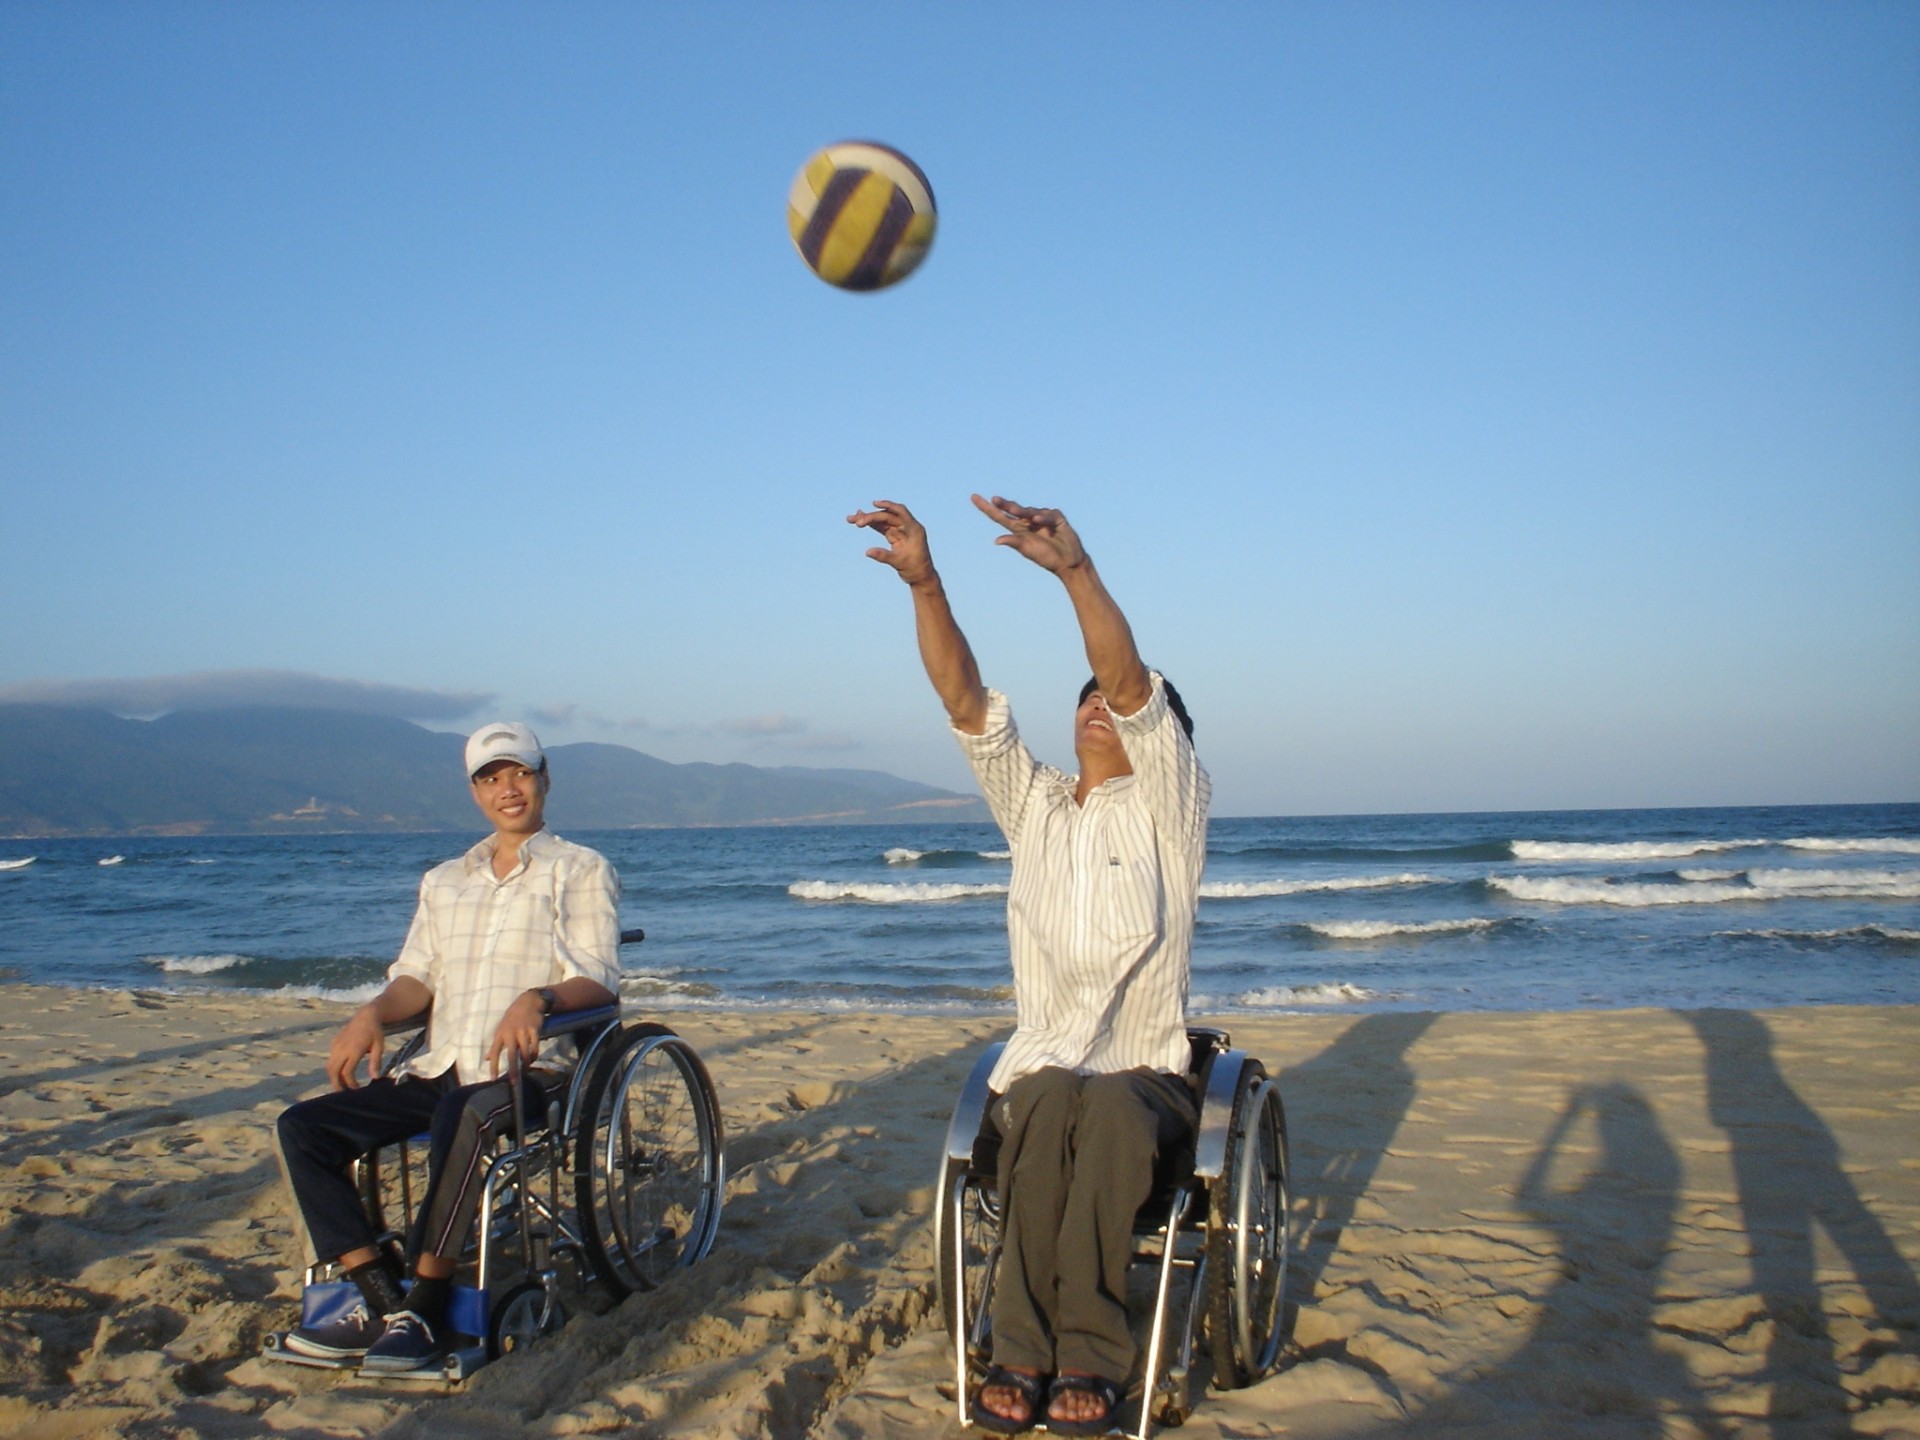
[0,671,491,722]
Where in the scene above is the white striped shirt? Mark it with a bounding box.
[387,829,621,1085]
[955,673,1210,1092]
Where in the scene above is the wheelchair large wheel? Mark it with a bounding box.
[934,1159,1001,1356]
[354,1138,430,1272]
[1207,1065,1290,1388]
[573,1023,724,1299]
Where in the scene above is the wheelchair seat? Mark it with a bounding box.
[933,1027,1290,1439]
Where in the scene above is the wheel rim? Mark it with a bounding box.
[490,1282,558,1358]
[1231,1081,1288,1376]
[599,1037,720,1289]
[937,1166,999,1349]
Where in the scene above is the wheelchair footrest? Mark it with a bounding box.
[445,1345,489,1383]
[260,1330,360,1371]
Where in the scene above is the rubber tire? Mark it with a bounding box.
[935,1161,1000,1347]
[1207,1066,1290,1388]
[488,1278,563,1360]
[572,1023,723,1299]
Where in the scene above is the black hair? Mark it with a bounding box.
[1078,672,1194,740]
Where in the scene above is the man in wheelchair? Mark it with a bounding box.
[274,721,620,1377]
[850,495,1209,1435]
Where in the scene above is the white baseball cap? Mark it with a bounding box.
[464,721,546,778]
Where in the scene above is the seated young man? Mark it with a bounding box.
[850,495,1209,1435]
[275,721,620,1375]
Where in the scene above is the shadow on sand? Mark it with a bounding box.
[1681,1008,1920,1430]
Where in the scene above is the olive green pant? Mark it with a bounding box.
[988,1065,1198,1383]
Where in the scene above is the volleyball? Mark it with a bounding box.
[787,141,937,292]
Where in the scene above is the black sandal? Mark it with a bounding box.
[971,1365,1048,1434]
[1044,1372,1123,1437]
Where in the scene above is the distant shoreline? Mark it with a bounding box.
[7,794,1918,842]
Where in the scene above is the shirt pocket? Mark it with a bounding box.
[1091,847,1164,956]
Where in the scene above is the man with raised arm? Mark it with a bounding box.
[849,496,1210,1435]
[273,722,620,1377]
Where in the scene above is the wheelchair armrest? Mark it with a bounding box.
[943,1041,1006,1165]
[539,1002,622,1039]
[381,1014,428,1037]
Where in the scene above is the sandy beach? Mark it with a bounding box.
[1,988,1915,1440]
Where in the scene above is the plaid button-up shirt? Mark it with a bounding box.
[387,829,621,1085]
[956,673,1210,1094]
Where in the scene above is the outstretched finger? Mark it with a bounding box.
[970,493,1021,530]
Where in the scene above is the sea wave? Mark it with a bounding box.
[98,855,126,867]
[883,847,1011,866]
[1748,867,1920,894]
[0,857,35,871]
[1236,982,1378,1007]
[1200,872,1439,899]
[1512,839,1764,862]
[788,879,1009,904]
[144,953,251,976]
[1491,867,1920,906]
[1714,924,1920,945]
[1215,842,1511,864]
[268,980,385,1004]
[1306,918,1502,941]
[618,973,723,1003]
[1781,837,1920,855]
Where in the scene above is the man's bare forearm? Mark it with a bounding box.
[366,976,433,1024]
[1059,557,1150,715]
[911,575,989,734]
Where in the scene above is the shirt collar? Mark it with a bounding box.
[1057,770,1135,802]
[464,827,549,882]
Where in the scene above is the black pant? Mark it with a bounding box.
[276,1069,558,1270]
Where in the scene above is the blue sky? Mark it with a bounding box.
[4,2,1915,816]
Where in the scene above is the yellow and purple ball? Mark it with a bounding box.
[787,141,937,292]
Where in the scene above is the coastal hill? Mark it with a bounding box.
[0,705,986,836]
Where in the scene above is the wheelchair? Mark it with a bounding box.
[264,929,725,1382]
[932,1029,1290,1438]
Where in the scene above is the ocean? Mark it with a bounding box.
[1,803,1915,1015]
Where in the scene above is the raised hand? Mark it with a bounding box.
[848,499,938,586]
[971,494,1087,574]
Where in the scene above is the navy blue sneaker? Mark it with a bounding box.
[358,1310,444,1376]
[280,1300,381,1365]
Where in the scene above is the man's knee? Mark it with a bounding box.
[277,1095,342,1165]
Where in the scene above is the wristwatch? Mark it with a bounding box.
[534,986,559,1016]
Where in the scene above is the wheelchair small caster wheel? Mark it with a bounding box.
[489,1280,564,1360]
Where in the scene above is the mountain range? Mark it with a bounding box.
[0,705,986,836]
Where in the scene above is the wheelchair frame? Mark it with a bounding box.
[932,1028,1290,1438]
[265,929,726,1381]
